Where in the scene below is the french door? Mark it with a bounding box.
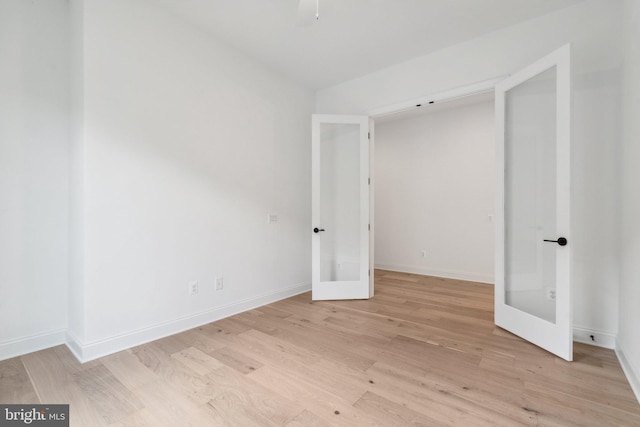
[495,45,572,361]
[311,115,372,300]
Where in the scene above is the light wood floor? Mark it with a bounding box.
[2,270,640,426]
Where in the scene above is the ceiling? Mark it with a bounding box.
[152,0,584,90]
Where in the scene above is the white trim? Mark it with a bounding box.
[367,77,505,119]
[572,326,616,349]
[375,264,494,285]
[616,338,640,405]
[65,330,85,361]
[67,282,310,363]
[368,118,375,298]
[0,329,66,361]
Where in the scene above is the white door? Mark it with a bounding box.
[312,115,371,300]
[495,45,572,361]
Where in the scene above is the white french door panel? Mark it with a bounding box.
[312,114,371,300]
[495,44,572,361]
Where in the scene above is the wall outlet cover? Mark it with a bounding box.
[189,280,199,296]
[546,287,556,301]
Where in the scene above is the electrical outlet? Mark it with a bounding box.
[267,213,278,224]
[215,277,223,291]
[546,288,556,301]
[189,280,199,296]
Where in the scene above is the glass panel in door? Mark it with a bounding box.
[320,123,361,282]
[504,66,557,324]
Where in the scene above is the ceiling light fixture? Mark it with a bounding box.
[297,0,319,26]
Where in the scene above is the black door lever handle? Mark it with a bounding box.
[543,237,568,246]
[313,228,325,233]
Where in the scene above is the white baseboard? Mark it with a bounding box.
[375,263,494,284]
[572,326,616,349]
[66,282,311,363]
[616,338,640,405]
[65,330,84,362]
[0,329,66,361]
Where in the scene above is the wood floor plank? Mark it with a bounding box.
[107,408,165,427]
[320,312,402,341]
[171,346,226,375]
[10,270,640,426]
[21,347,108,426]
[0,357,39,403]
[204,365,302,426]
[205,346,264,375]
[229,330,369,405]
[247,365,378,426]
[132,380,216,427]
[366,361,533,426]
[353,390,442,426]
[100,350,157,391]
[51,345,103,373]
[203,397,278,427]
[284,409,332,427]
[521,383,637,427]
[73,364,144,424]
[235,328,323,368]
[268,298,338,323]
[173,328,228,354]
[524,379,640,425]
[131,343,224,406]
[265,316,378,371]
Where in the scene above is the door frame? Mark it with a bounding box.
[366,77,503,287]
[368,118,375,297]
[367,77,504,119]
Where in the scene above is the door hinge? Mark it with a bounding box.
[368,224,370,231]
[368,177,370,185]
[368,132,370,140]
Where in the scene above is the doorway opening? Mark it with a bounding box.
[371,91,496,285]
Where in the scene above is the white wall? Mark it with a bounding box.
[617,0,640,402]
[0,0,70,359]
[67,0,314,360]
[317,0,623,346]
[374,99,495,283]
